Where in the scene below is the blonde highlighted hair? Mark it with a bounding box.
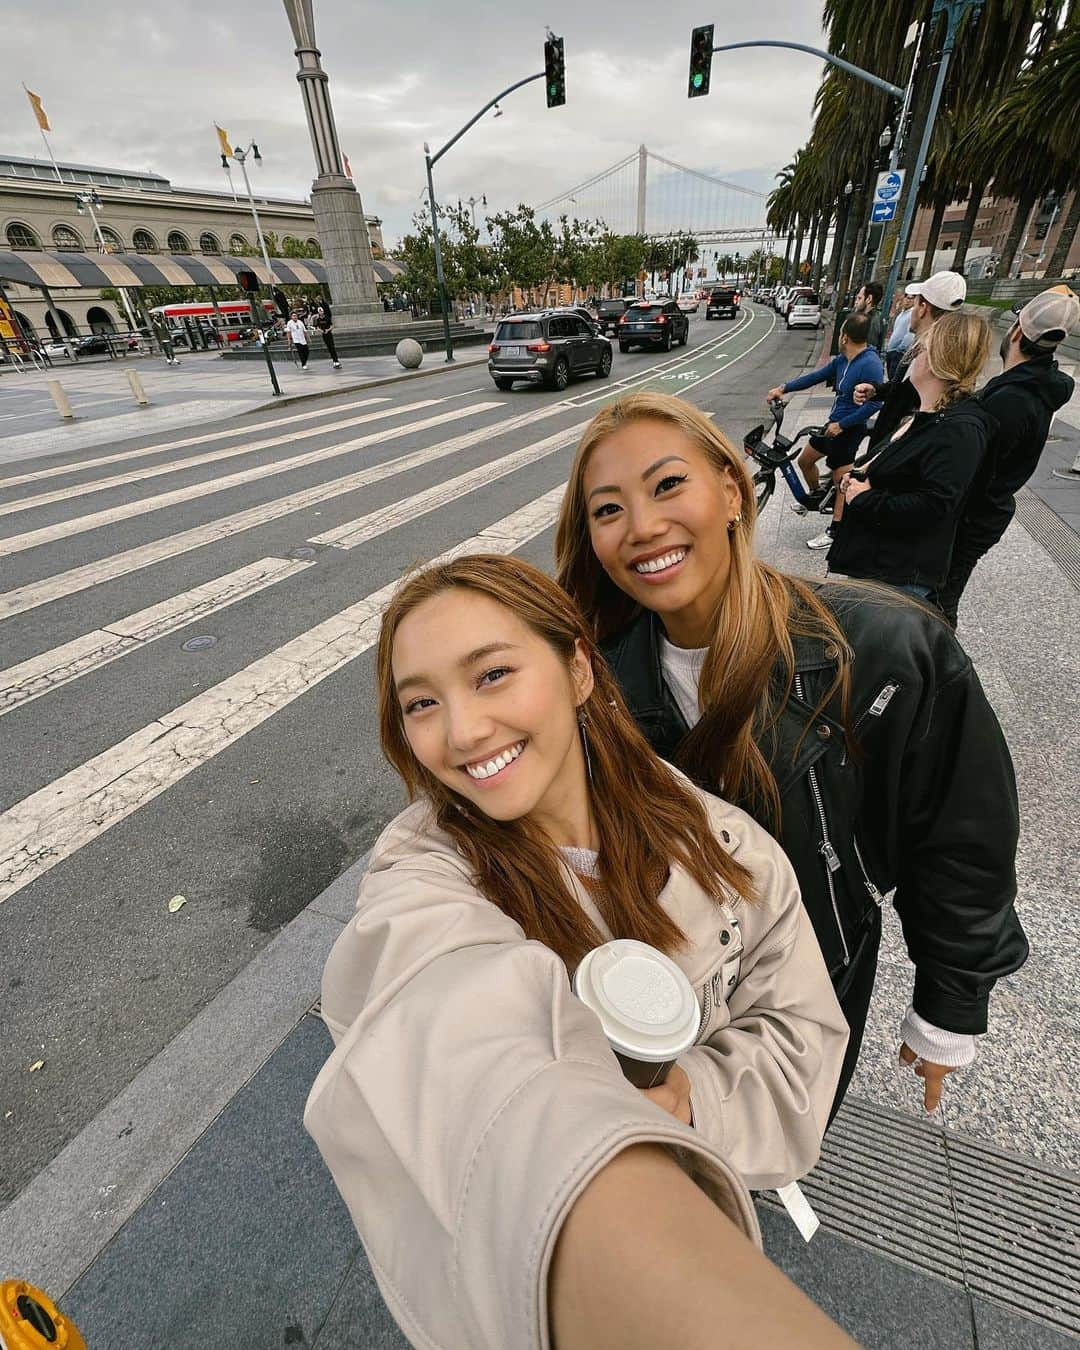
[555,392,855,822]
[923,311,992,410]
[376,554,756,967]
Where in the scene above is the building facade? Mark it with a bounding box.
[905,188,1078,280]
[0,153,385,337]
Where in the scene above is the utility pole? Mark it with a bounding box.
[636,144,648,236]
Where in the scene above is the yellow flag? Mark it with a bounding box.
[216,124,232,158]
[26,89,50,132]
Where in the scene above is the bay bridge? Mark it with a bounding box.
[534,144,772,253]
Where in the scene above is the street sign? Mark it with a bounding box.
[874,169,905,205]
[871,200,898,223]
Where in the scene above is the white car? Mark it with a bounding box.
[786,291,822,329]
[773,286,791,313]
[44,339,75,358]
[677,293,700,313]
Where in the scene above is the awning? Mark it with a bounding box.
[0,249,403,289]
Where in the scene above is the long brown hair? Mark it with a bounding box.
[376,554,755,967]
[554,391,854,823]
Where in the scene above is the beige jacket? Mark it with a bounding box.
[305,786,847,1350]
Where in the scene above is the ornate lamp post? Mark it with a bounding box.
[281,0,402,330]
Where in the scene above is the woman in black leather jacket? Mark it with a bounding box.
[555,390,1028,1114]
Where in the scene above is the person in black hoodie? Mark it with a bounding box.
[554,390,1028,1120]
[829,312,994,600]
[935,286,1079,626]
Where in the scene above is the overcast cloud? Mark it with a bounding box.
[3,2,828,244]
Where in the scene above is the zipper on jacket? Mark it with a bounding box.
[696,975,713,1040]
[795,674,850,968]
[853,836,884,905]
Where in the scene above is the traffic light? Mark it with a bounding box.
[545,34,566,108]
[236,270,259,293]
[688,24,714,98]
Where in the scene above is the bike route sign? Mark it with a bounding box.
[871,169,905,223]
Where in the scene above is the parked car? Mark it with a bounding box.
[705,286,740,320]
[74,334,113,355]
[677,292,700,313]
[786,290,822,329]
[773,286,793,313]
[780,286,815,319]
[487,311,612,391]
[44,339,74,359]
[617,299,690,351]
[593,298,630,336]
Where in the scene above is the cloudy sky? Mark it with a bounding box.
[4,1,828,244]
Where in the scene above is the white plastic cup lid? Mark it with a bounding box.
[573,939,700,1062]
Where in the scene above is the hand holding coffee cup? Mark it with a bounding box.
[572,940,701,1091]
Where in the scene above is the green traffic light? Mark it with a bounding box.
[692,72,704,89]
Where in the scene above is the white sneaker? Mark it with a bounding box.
[806,528,834,550]
[333,361,341,369]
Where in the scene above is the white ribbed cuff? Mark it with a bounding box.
[900,1006,977,1068]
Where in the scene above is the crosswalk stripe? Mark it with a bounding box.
[0,402,503,559]
[0,400,568,621]
[0,397,392,489]
[0,398,412,517]
[0,556,315,716]
[0,482,568,904]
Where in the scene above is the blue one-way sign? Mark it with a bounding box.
[871,200,898,223]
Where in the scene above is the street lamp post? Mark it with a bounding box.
[223,140,282,397]
[76,189,138,341]
[424,68,548,362]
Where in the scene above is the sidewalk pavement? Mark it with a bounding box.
[0,345,490,465]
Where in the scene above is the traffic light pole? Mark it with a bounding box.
[707,41,904,100]
[424,70,546,363]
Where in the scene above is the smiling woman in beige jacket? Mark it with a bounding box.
[305,556,850,1350]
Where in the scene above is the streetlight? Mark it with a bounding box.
[220,137,282,396]
[75,189,139,337]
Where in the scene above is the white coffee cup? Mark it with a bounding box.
[573,939,701,1088]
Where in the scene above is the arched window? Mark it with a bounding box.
[86,306,116,333]
[167,230,191,253]
[132,228,158,253]
[52,223,84,250]
[229,233,249,254]
[45,309,77,337]
[96,226,123,253]
[14,312,36,339]
[6,221,40,249]
[305,237,322,256]
[282,235,299,250]
[199,231,221,254]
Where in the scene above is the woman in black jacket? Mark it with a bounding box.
[829,311,993,599]
[554,390,1028,1116]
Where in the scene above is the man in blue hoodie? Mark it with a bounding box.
[767,312,884,548]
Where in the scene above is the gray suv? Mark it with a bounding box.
[488,311,612,391]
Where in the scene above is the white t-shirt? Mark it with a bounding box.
[659,635,708,728]
[286,318,308,344]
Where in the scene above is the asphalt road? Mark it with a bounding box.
[0,302,825,1200]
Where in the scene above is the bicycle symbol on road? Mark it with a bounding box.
[660,371,698,381]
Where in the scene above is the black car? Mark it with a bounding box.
[617,300,690,352]
[594,297,630,336]
[488,311,612,391]
[705,286,740,319]
[74,334,113,355]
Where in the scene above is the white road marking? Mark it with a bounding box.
[0,397,392,489]
[0,399,440,519]
[0,403,502,558]
[0,400,569,621]
[0,483,568,904]
[0,556,315,716]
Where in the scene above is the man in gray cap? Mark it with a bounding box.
[936,285,1079,627]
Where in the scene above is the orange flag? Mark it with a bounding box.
[26,88,50,132]
[216,124,233,158]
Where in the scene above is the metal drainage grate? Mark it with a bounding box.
[1014,486,1080,591]
[763,1095,1080,1336]
[181,634,217,652]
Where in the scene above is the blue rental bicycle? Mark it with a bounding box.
[743,398,836,515]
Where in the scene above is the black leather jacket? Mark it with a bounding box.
[600,585,1029,1033]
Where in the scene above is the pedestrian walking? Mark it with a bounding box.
[311,303,341,369]
[853,271,967,447]
[936,285,1079,627]
[555,391,1028,1119]
[884,293,916,379]
[766,312,884,550]
[307,555,852,1350]
[285,310,310,369]
[830,311,994,601]
[853,281,885,351]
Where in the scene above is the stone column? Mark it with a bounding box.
[282,0,403,329]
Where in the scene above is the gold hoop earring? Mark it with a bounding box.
[728,512,743,532]
[578,706,594,784]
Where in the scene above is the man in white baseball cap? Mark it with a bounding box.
[936,285,1079,626]
[853,271,968,450]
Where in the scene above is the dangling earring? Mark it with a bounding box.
[578,706,594,784]
[728,512,743,533]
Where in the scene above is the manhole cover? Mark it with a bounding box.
[182,635,217,652]
[289,546,317,560]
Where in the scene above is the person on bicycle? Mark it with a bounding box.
[766,313,883,549]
